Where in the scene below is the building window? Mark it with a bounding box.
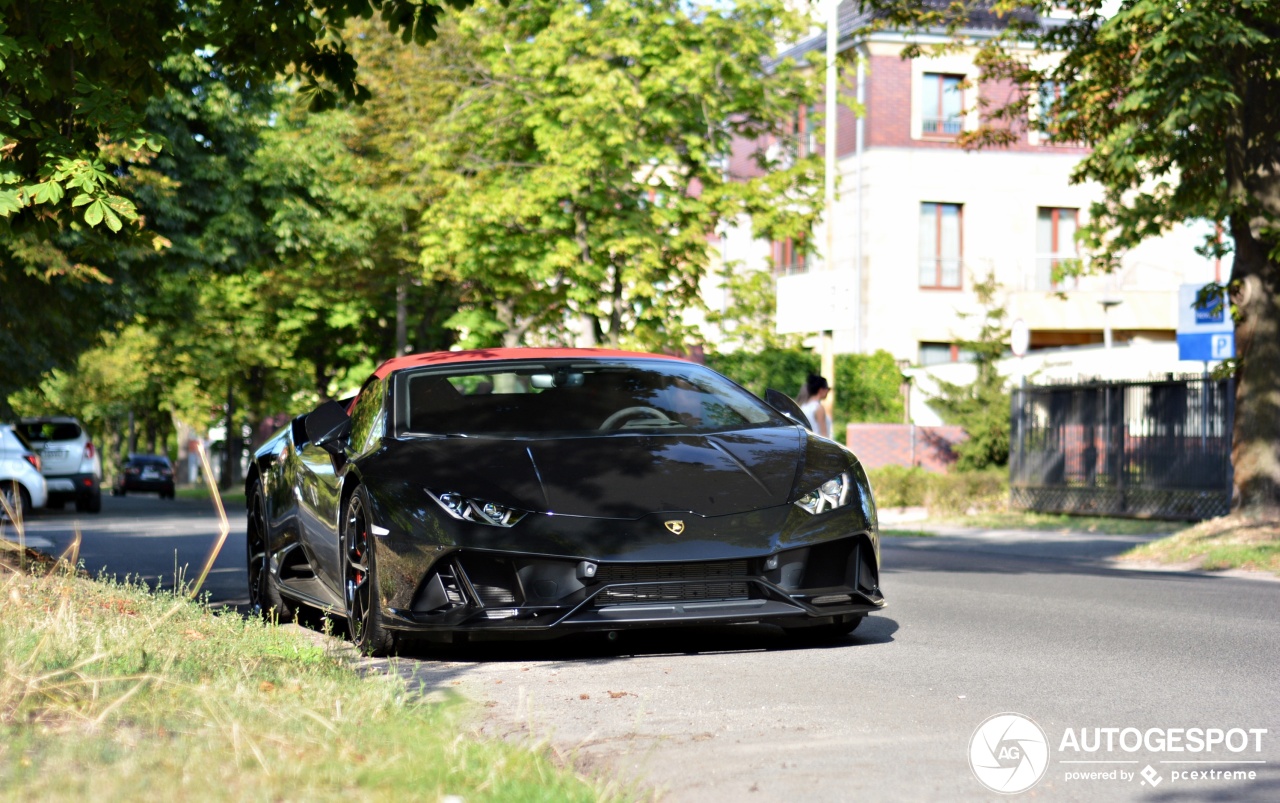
[793,105,817,158]
[919,203,963,289]
[1035,81,1070,143]
[922,73,964,136]
[1036,207,1078,290]
[772,236,807,275]
[919,342,974,366]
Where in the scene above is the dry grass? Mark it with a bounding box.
[0,465,621,802]
[1120,514,1280,575]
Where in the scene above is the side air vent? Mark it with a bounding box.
[412,563,467,613]
[458,555,523,607]
[856,542,880,595]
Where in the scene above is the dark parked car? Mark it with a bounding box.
[114,454,176,499]
[246,348,884,655]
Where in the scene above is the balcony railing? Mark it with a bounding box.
[922,116,963,135]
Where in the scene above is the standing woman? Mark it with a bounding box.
[796,374,832,439]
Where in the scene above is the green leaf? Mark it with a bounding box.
[83,199,105,227]
[31,181,65,206]
[0,188,24,216]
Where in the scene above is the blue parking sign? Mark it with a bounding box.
[1177,332,1235,361]
[1178,283,1233,361]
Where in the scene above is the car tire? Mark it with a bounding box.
[783,615,865,643]
[342,485,396,657]
[247,478,294,622]
[76,489,102,514]
[1,481,32,521]
[47,500,66,510]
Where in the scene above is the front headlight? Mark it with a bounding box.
[794,472,852,515]
[427,489,528,527]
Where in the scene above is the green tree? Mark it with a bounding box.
[0,0,470,403]
[928,273,1011,470]
[863,0,1280,515]
[418,0,824,351]
[833,351,905,429]
[706,266,805,353]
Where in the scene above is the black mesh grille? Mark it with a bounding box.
[595,560,751,604]
[598,581,750,603]
[597,560,750,584]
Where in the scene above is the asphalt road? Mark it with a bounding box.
[10,493,249,607]
[7,499,1278,801]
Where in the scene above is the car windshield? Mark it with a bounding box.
[393,360,786,438]
[18,421,81,442]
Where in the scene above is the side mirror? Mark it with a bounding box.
[765,388,813,431]
[304,400,352,455]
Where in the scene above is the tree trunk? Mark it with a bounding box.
[395,271,408,355]
[496,299,522,349]
[608,262,623,349]
[1227,216,1280,518]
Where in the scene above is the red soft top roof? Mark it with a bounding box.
[372,347,685,379]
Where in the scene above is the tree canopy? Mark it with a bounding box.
[0,0,470,406]
[418,0,823,350]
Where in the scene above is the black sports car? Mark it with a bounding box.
[246,348,885,654]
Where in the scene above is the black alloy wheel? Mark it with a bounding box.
[343,487,395,656]
[247,479,293,621]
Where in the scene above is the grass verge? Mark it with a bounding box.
[176,484,247,507]
[879,529,937,538]
[0,539,616,801]
[1119,515,1280,576]
[936,511,1189,536]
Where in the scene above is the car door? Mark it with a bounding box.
[294,439,345,599]
[294,377,391,603]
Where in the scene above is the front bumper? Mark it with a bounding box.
[377,534,884,638]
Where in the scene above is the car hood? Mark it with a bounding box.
[371,427,841,519]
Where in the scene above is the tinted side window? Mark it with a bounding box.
[348,377,387,455]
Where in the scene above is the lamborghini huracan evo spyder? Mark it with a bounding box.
[245,348,885,655]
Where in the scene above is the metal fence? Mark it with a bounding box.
[1010,376,1234,520]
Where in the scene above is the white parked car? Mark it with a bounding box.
[0,423,47,520]
[16,417,103,513]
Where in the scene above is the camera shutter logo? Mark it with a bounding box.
[968,713,1050,794]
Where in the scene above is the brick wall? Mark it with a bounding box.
[846,423,968,473]
[865,53,1090,156]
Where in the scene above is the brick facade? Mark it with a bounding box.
[865,52,1089,155]
[846,423,968,473]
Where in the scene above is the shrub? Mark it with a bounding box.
[867,465,931,508]
[706,348,817,400]
[923,468,1009,516]
[867,465,1009,515]
[708,348,905,441]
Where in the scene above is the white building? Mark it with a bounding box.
[710,3,1225,378]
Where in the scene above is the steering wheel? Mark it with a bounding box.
[599,406,672,430]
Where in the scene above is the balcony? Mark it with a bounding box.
[922,116,963,136]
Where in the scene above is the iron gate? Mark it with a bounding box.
[1010,376,1234,520]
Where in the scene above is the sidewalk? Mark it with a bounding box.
[878,515,1279,582]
